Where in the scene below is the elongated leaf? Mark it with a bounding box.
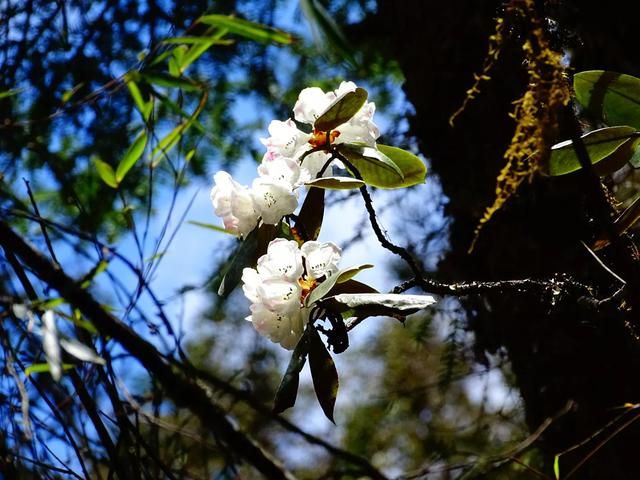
[116,130,147,183]
[0,88,22,99]
[295,187,324,241]
[198,14,294,44]
[321,293,437,320]
[93,158,118,188]
[187,220,239,236]
[314,87,368,132]
[376,144,427,188]
[59,339,106,365]
[327,279,378,295]
[336,264,373,283]
[273,328,312,414]
[217,229,259,298]
[554,455,560,480]
[547,126,638,176]
[305,265,373,307]
[125,78,152,121]
[25,363,74,376]
[308,328,339,423]
[574,71,640,129]
[217,223,276,297]
[162,36,233,46]
[305,176,365,190]
[139,73,201,92]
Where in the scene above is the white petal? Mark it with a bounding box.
[257,239,303,281]
[241,268,261,303]
[60,339,106,365]
[258,154,301,187]
[211,171,258,236]
[250,178,298,225]
[301,241,342,279]
[261,119,310,157]
[298,150,333,182]
[42,310,61,381]
[257,278,301,313]
[293,87,332,124]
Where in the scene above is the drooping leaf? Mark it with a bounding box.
[25,363,74,376]
[547,126,639,176]
[308,328,339,423]
[217,230,258,298]
[273,328,312,414]
[574,71,640,129]
[187,220,239,236]
[116,130,147,183]
[138,73,201,92]
[336,264,374,283]
[376,144,427,188]
[0,88,22,100]
[305,265,373,307]
[93,158,118,188]
[327,279,379,295]
[198,14,294,45]
[305,176,365,190]
[299,0,356,66]
[314,87,368,132]
[125,77,152,121]
[320,293,437,320]
[217,223,276,298]
[295,187,324,241]
[59,339,106,365]
[554,455,561,480]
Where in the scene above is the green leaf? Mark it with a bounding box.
[116,130,147,183]
[314,87,368,132]
[161,36,233,46]
[187,220,239,236]
[125,76,152,121]
[0,88,22,100]
[327,279,379,296]
[554,455,560,480]
[138,73,201,92]
[574,71,640,129]
[25,363,74,376]
[93,158,118,188]
[305,176,365,190]
[547,126,639,176]
[305,265,373,307]
[376,144,427,188]
[336,264,374,283]
[320,293,437,320]
[217,223,276,298]
[217,233,258,298]
[295,187,324,241]
[273,328,312,414]
[338,144,406,188]
[308,328,339,423]
[198,14,294,45]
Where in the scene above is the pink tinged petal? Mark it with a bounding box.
[241,268,261,303]
[301,241,342,279]
[257,239,303,281]
[335,81,357,96]
[211,172,258,236]
[251,178,298,225]
[42,310,61,381]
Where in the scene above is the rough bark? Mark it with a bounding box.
[365,1,640,477]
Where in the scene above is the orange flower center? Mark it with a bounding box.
[298,277,318,302]
[309,129,340,147]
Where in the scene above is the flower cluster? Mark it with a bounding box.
[241,238,341,349]
[210,81,380,236]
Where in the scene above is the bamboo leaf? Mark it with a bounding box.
[116,130,147,183]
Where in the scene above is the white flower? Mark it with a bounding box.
[258,154,301,187]
[250,177,298,225]
[298,150,333,183]
[261,119,310,158]
[292,81,380,148]
[210,172,259,236]
[257,238,304,281]
[301,241,342,279]
[247,304,307,350]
